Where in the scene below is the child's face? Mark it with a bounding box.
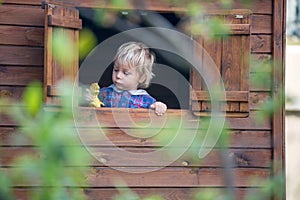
[112,62,141,91]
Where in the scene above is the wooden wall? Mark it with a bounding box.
[0,0,284,199]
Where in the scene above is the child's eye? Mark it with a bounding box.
[124,71,130,75]
[113,68,119,72]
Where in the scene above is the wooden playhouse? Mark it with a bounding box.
[0,0,285,199]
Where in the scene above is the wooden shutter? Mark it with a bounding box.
[190,10,251,118]
[43,1,82,104]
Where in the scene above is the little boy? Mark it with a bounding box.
[86,42,167,115]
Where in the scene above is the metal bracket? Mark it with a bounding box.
[235,14,244,19]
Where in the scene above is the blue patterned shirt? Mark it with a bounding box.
[98,84,156,108]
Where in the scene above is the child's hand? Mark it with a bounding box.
[150,102,167,116]
[85,88,93,103]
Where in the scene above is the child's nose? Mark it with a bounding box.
[116,72,122,79]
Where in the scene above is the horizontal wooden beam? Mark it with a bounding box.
[192,91,249,102]
[48,15,82,29]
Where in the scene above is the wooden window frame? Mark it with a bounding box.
[42,0,251,118]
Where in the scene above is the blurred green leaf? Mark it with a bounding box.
[79,28,98,60]
[143,195,165,200]
[0,170,14,200]
[23,82,43,117]
[53,28,75,66]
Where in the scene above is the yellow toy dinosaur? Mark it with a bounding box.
[89,83,104,108]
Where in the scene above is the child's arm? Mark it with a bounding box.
[150,101,167,116]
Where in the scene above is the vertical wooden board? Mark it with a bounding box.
[240,35,250,112]
[191,35,204,111]
[222,35,241,112]
[201,37,222,111]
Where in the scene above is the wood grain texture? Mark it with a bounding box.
[42,0,272,14]
[0,5,44,26]
[0,46,43,66]
[0,26,44,47]
[0,126,271,148]
[10,187,265,200]
[0,66,43,85]
[2,0,41,5]
[0,146,272,168]
[1,167,270,187]
[85,167,271,187]
[0,86,26,100]
[272,1,286,199]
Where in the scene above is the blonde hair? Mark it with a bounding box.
[114,41,155,88]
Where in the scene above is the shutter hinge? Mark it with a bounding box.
[41,0,56,9]
[235,15,244,19]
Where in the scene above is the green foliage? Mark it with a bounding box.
[0,171,13,200]
[79,28,98,61]
[0,81,91,200]
[52,28,76,66]
[23,82,43,117]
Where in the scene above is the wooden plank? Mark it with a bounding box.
[0,126,271,148]
[0,86,26,100]
[78,129,272,149]
[252,15,272,34]
[222,35,241,112]
[0,127,24,146]
[0,5,44,26]
[42,0,272,14]
[272,1,286,200]
[0,46,43,66]
[0,146,272,168]
[83,187,263,200]
[2,0,41,5]
[250,54,272,73]
[192,91,248,102]
[67,107,271,130]
[48,15,82,29]
[0,26,44,47]
[2,167,270,187]
[251,35,272,53]
[0,126,271,149]
[250,92,271,110]
[1,107,271,130]
[249,72,271,92]
[85,167,271,187]
[10,187,266,200]
[0,66,43,85]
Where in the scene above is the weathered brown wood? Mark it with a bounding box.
[0,5,44,26]
[85,167,270,187]
[0,66,43,85]
[2,167,270,187]
[42,0,271,14]
[0,146,272,168]
[44,3,81,104]
[0,26,44,47]
[251,35,272,53]
[192,91,248,102]
[10,187,266,200]
[250,71,272,91]
[0,86,26,100]
[0,126,271,148]
[2,0,41,5]
[68,107,272,130]
[83,188,262,200]
[48,15,82,29]
[252,15,272,34]
[272,1,286,200]
[250,92,271,110]
[250,54,272,73]
[191,10,252,117]
[0,46,43,66]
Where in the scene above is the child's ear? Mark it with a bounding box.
[138,75,146,84]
